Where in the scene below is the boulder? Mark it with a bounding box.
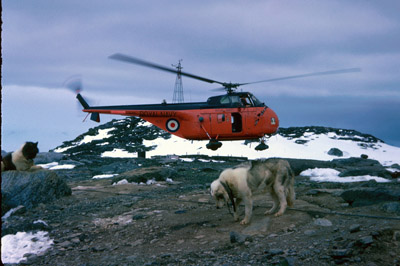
[285,159,332,176]
[332,157,392,179]
[112,166,177,184]
[341,187,400,207]
[34,152,66,164]
[1,170,71,213]
[328,148,343,157]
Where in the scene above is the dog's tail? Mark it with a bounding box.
[286,167,296,207]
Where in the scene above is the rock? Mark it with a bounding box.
[34,152,66,164]
[229,231,251,244]
[339,168,392,179]
[356,236,373,247]
[113,166,177,184]
[332,157,381,168]
[381,202,400,214]
[314,218,332,227]
[393,231,400,241]
[349,224,361,233]
[391,171,400,179]
[361,154,368,159]
[341,187,400,207]
[285,158,332,175]
[304,229,317,236]
[328,148,343,157]
[1,170,72,213]
[331,248,352,258]
[264,248,284,259]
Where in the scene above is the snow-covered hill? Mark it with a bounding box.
[54,117,400,167]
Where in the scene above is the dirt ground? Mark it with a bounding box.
[14,172,400,266]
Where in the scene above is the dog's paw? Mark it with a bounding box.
[274,211,284,217]
[240,219,249,225]
[264,210,275,215]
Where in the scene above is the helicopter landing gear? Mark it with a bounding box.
[206,139,222,151]
[255,139,269,151]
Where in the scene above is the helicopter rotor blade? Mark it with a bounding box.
[109,53,225,86]
[63,75,83,94]
[239,68,361,86]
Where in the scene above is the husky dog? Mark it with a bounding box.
[210,159,295,225]
[1,142,42,172]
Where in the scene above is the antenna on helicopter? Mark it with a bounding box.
[172,59,184,103]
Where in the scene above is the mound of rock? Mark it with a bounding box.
[1,170,72,213]
[33,152,66,164]
[341,186,400,207]
[112,166,178,184]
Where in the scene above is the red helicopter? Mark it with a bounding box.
[76,53,360,151]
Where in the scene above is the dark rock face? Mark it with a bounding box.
[1,170,72,213]
[341,187,400,206]
[53,117,171,157]
[34,152,66,164]
[328,148,343,157]
[112,166,178,183]
[332,158,393,179]
[278,126,383,143]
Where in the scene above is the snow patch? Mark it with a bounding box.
[78,128,115,144]
[101,148,137,158]
[92,174,118,179]
[1,231,53,264]
[300,168,390,183]
[37,162,75,170]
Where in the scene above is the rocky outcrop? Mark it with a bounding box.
[112,166,178,184]
[1,170,71,213]
[34,152,66,164]
[53,117,171,157]
[341,187,400,207]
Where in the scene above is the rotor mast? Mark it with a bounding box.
[172,60,184,103]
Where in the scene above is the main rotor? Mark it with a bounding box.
[109,53,360,94]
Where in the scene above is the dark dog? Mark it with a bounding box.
[1,142,42,171]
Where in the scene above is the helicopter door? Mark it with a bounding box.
[231,113,242,133]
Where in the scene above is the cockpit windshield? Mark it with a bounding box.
[250,94,263,106]
[207,93,264,107]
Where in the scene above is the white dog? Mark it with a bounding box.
[211,159,295,225]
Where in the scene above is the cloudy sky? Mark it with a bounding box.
[2,0,400,152]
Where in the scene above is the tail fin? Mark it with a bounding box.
[76,93,100,122]
[76,93,89,109]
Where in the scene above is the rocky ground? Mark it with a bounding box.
[2,155,400,266]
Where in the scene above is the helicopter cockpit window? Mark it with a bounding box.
[250,94,263,106]
[220,96,231,105]
[240,95,253,107]
[229,96,240,105]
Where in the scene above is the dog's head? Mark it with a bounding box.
[210,180,229,209]
[22,142,39,160]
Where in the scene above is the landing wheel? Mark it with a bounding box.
[206,139,222,151]
[255,140,269,151]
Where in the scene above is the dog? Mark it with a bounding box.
[210,158,295,225]
[1,142,42,172]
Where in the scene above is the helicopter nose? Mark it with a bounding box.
[264,108,279,133]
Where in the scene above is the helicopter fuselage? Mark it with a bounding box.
[79,91,279,141]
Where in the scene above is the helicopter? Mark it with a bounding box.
[75,53,360,151]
